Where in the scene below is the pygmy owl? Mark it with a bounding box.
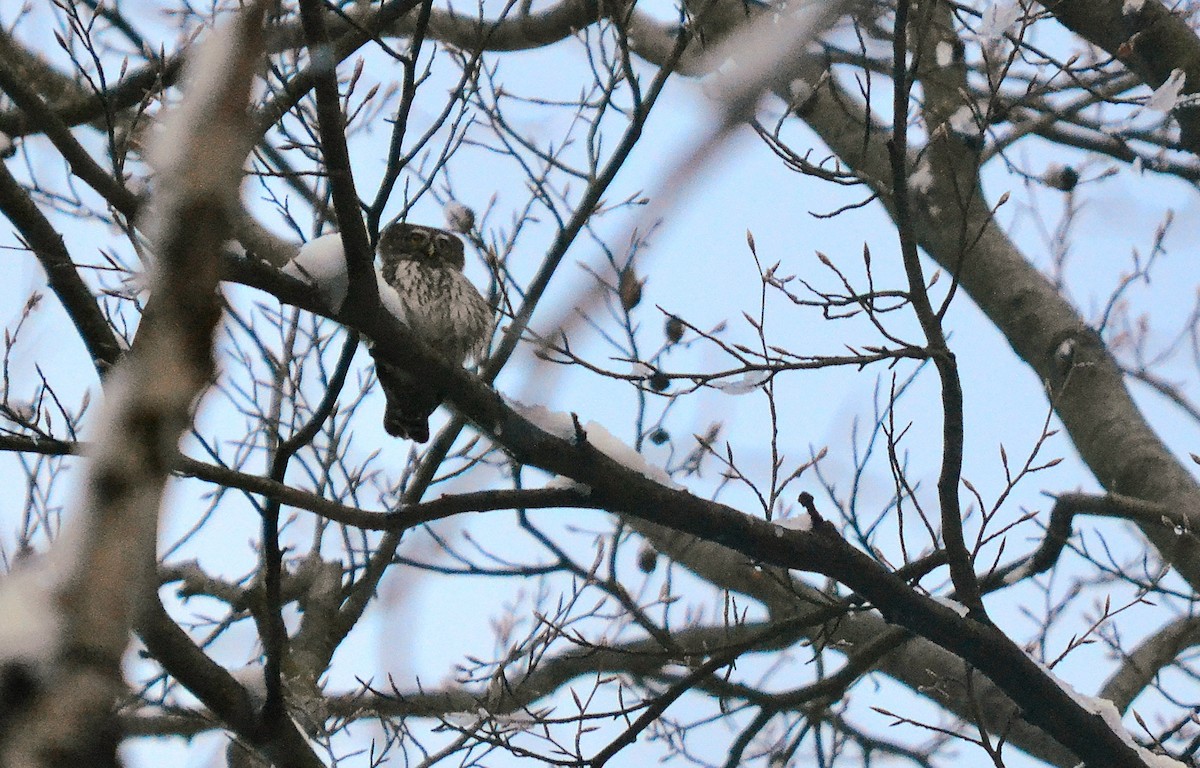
[371,222,492,442]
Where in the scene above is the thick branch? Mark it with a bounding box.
[0,5,278,767]
[1101,615,1200,714]
[0,29,181,138]
[297,0,376,304]
[0,57,139,217]
[0,162,122,375]
[1038,0,1200,155]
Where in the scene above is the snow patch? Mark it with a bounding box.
[773,512,812,531]
[580,419,684,490]
[283,233,349,311]
[934,596,969,617]
[935,41,954,67]
[442,708,537,733]
[1001,561,1034,585]
[630,361,656,379]
[506,399,682,489]
[948,105,980,136]
[493,710,539,731]
[544,476,593,495]
[978,0,1022,40]
[1146,69,1187,113]
[443,708,487,728]
[507,399,577,440]
[909,159,935,193]
[713,370,770,395]
[1054,338,1076,363]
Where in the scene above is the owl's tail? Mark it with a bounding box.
[370,348,441,443]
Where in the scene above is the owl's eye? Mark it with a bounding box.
[406,231,427,245]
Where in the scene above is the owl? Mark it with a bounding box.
[371,222,492,442]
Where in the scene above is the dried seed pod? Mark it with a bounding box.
[665,315,684,343]
[1043,164,1079,192]
[636,543,658,573]
[443,201,476,233]
[618,266,643,310]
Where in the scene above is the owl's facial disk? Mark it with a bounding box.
[403,228,432,254]
[432,232,465,270]
[379,223,465,270]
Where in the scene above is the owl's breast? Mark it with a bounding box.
[388,263,491,363]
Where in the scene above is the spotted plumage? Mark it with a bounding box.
[372,222,492,442]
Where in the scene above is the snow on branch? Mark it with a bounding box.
[281,230,410,320]
[507,399,683,490]
[283,232,351,312]
[1034,659,1186,768]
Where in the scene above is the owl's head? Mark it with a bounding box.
[378,223,465,271]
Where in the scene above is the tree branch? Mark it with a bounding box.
[0,162,123,375]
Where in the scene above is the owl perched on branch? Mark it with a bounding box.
[371,222,492,442]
